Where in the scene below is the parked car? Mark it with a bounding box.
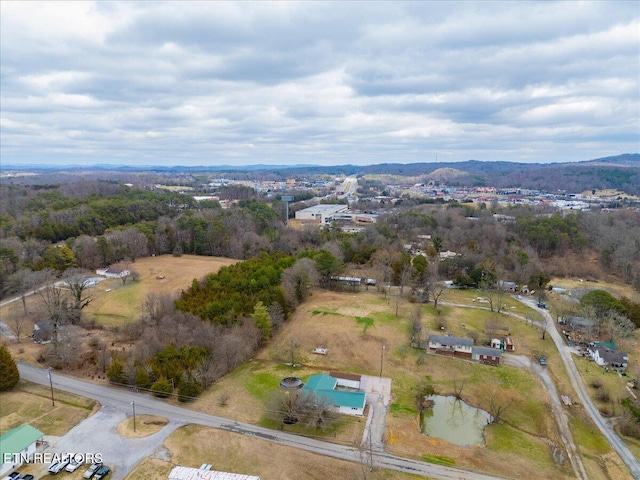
[539,356,548,366]
[66,458,82,472]
[21,475,35,480]
[7,473,20,480]
[94,466,110,480]
[48,460,69,474]
[537,302,547,309]
[83,462,103,479]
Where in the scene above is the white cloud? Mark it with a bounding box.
[1,1,638,165]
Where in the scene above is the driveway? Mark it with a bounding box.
[360,375,392,452]
[45,405,182,480]
[503,354,587,480]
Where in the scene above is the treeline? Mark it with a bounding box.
[1,183,195,243]
[104,252,328,401]
[176,254,295,323]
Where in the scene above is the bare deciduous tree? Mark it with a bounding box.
[63,267,94,324]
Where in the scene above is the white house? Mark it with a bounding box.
[301,373,366,416]
[96,267,130,279]
[587,346,629,370]
[428,335,473,358]
[0,425,44,477]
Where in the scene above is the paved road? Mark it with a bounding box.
[18,363,511,480]
[515,297,640,480]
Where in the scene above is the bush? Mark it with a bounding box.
[618,413,640,440]
[177,378,202,402]
[106,358,125,384]
[596,389,611,403]
[150,377,173,398]
[590,379,603,389]
[134,368,151,389]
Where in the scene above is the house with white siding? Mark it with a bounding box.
[427,335,473,358]
[301,373,366,416]
[0,425,44,477]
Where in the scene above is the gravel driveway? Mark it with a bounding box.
[46,405,183,480]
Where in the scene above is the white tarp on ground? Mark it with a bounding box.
[168,466,260,480]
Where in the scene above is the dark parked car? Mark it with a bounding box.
[94,466,110,480]
[537,302,547,309]
[21,475,35,480]
[539,356,548,366]
[7,473,20,480]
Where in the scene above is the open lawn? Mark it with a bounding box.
[85,255,237,327]
[0,255,238,331]
[0,381,97,436]
[126,424,424,480]
[191,289,578,480]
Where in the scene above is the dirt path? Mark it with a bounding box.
[503,354,588,480]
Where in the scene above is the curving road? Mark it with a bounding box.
[515,298,640,480]
[18,363,511,480]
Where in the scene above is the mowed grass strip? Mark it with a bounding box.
[0,381,96,436]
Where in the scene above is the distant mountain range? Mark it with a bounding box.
[2,153,639,195]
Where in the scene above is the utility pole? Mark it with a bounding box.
[48,368,55,407]
[379,340,385,378]
[130,401,136,432]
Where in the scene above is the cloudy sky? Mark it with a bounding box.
[1,1,638,167]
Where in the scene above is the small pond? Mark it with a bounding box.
[421,395,492,447]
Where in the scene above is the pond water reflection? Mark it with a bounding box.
[421,395,492,446]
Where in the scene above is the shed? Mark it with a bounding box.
[0,425,44,476]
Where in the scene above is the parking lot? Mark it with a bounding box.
[7,405,182,480]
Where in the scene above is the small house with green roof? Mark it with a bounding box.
[301,373,366,416]
[0,424,44,476]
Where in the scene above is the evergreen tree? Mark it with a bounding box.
[106,358,125,384]
[0,346,20,391]
[252,301,272,344]
[150,377,173,398]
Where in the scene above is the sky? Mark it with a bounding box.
[1,1,639,167]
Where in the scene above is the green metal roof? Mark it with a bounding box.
[0,425,44,460]
[302,373,365,410]
[302,373,337,391]
[594,342,616,350]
